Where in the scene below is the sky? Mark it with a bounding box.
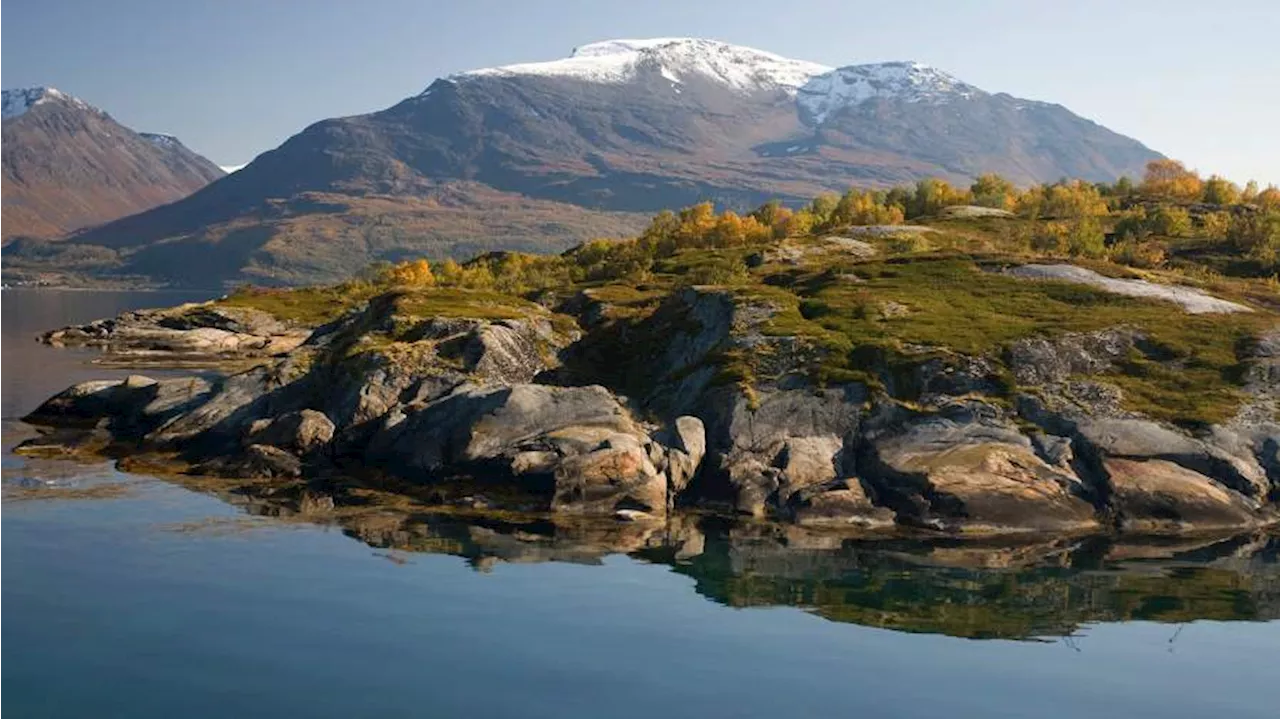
[3,0,1277,183]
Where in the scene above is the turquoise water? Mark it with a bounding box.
[4,290,1279,719]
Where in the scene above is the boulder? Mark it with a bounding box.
[462,319,556,383]
[1073,418,1270,498]
[700,384,866,516]
[552,441,666,516]
[236,444,303,479]
[246,409,335,454]
[24,374,213,439]
[365,383,666,516]
[145,367,281,448]
[861,413,1099,534]
[663,416,706,496]
[788,479,897,529]
[24,378,144,427]
[776,436,844,491]
[460,385,642,462]
[1103,458,1265,534]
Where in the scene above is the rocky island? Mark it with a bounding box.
[22,173,1280,538]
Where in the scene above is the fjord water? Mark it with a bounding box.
[4,290,1280,719]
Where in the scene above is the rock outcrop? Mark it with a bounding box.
[39,302,309,364]
[19,282,1280,536]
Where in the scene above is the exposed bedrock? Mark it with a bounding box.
[20,289,1280,535]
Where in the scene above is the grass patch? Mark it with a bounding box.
[219,282,380,325]
[733,253,1271,423]
[392,288,549,321]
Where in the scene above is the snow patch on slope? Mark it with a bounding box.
[2,86,95,120]
[457,38,832,94]
[140,132,180,148]
[798,62,983,123]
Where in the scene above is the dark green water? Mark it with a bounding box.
[4,290,1279,718]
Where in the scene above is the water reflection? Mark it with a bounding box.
[32,463,1268,642]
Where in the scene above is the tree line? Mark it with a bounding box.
[368,158,1280,290]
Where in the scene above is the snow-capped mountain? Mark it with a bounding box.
[458,39,984,122]
[13,38,1161,286]
[797,62,982,123]
[2,87,224,241]
[459,38,831,93]
[1,86,97,120]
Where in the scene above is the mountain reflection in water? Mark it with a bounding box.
[133,472,1279,642]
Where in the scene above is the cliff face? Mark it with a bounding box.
[21,233,1280,535]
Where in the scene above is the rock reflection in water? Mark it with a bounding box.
[201,480,1280,641]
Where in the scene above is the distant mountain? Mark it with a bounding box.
[1,87,223,242]
[5,39,1161,286]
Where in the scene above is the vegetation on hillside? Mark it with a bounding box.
[222,160,1279,427]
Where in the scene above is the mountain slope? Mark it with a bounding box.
[5,40,1161,286]
[1,87,224,242]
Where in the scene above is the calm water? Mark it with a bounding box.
[3,289,1279,719]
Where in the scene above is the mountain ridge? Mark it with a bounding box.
[1,86,225,242]
[3,39,1162,286]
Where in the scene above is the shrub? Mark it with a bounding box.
[1031,222,1068,254]
[909,178,970,218]
[380,259,436,287]
[969,173,1017,210]
[828,190,906,227]
[1112,207,1149,239]
[1146,206,1193,237]
[1199,211,1232,240]
[885,232,932,254]
[1065,217,1107,258]
[1229,210,1280,270]
[1111,235,1167,268]
[1201,175,1241,205]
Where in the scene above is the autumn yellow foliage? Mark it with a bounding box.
[1140,159,1204,201]
[381,258,436,286]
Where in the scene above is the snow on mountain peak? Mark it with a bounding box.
[449,40,985,125]
[2,86,94,120]
[798,61,983,123]
[457,38,832,94]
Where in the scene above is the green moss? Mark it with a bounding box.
[1097,324,1259,426]
[391,288,547,321]
[219,282,379,325]
[728,254,1272,423]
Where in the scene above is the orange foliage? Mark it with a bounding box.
[383,258,436,286]
[1140,159,1204,201]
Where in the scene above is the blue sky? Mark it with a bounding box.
[4,0,1277,183]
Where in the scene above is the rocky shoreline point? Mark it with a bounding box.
[20,260,1280,537]
[37,302,312,365]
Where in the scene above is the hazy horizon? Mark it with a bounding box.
[4,0,1277,184]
